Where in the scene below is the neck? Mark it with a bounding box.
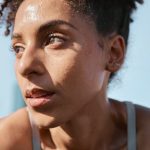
[40,93,122,150]
[60,98,113,149]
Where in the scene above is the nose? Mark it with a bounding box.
[16,47,45,78]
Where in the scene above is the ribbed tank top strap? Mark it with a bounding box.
[126,102,136,150]
[27,108,41,150]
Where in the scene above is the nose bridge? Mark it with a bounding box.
[17,45,45,77]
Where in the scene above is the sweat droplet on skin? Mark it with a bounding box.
[23,1,43,23]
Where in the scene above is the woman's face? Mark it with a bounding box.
[13,0,108,128]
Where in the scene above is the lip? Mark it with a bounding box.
[25,88,55,108]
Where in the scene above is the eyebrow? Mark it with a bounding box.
[38,20,77,32]
[11,20,77,41]
[11,33,22,41]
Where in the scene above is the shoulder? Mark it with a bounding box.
[0,108,32,150]
[109,99,150,149]
[135,104,150,149]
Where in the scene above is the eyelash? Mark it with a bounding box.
[43,33,67,48]
[11,33,68,55]
[10,45,25,55]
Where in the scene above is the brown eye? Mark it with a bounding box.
[44,33,67,49]
[13,46,24,53]
[11,45,25,58]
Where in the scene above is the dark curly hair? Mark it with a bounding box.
[0,0,144,81]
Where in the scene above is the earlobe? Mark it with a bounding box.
[105,35,125,73]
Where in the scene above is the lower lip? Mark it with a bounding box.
[27,94,54,108]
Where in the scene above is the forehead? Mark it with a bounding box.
[14,0,74,30]
[13,0,98,41]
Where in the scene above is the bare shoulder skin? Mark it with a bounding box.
[0,100,150,150]
[0,108,32,150]
[111,99,150,150]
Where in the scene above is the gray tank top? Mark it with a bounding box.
[27,109,41,150]
[126,102,136,150]
[28,101,136,150]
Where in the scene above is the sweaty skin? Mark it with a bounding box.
[0,0,150,150]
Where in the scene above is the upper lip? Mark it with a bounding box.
[25,88,54,98]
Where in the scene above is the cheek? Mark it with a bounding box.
[45,49,105,98]
[45,51,79,86]
[15,63,20,84]
[15,62,24,93]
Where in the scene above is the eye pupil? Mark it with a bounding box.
[50,37,56,43]
[16,47,20,53]
[50,37,63,43]
[12,46,24,55]
[16,47,22,52]
[44,34,65,47]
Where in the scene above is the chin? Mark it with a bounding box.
[31,111,65,129]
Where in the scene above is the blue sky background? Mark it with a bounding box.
[0,1,150,116]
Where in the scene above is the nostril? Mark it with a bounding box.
[17,59,46,78]
[16,49,46,77]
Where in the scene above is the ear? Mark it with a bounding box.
[106,35,126,73]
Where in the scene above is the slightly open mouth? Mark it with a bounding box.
[25,88,55,107]
[27,93,55,107]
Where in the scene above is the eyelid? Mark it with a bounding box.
[43,32,69,47]
[12,42,25,49]
[47,32,69,39]
[11,42,25,54]
[11,39,25,46]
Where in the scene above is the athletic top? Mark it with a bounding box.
[27,109,41,150]
[28,101,136,150]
